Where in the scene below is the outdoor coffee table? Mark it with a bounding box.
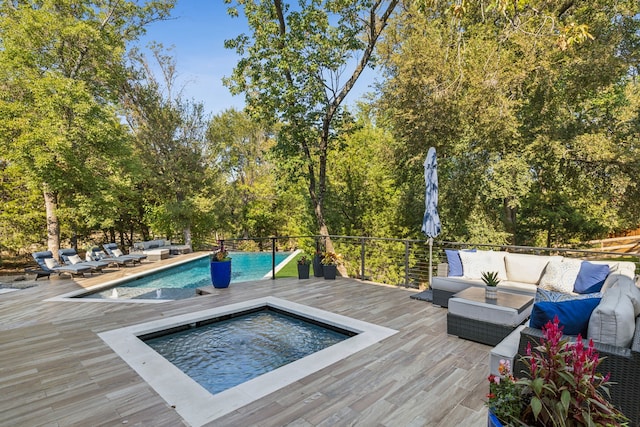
[447,287,533,346]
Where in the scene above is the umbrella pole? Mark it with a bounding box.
[428,237,433,288]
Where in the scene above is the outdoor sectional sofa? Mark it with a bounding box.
[434,248,640,424]
[431,250,637,307]
[131,239,192,255]
[512,274,640,426]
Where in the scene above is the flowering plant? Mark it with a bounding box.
[209,249,230,262]
[321,251,341,266]
[487,316,628,426]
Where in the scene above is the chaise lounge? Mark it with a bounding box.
[27,251,92,279]
[59,248,109,273]
[103,243,147,264]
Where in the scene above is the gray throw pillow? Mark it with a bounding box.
[588,276,640,348]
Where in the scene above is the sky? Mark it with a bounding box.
[137,0,379,116]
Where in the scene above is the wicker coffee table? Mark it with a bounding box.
[447,287,533,346]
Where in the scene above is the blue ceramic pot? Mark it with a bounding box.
[210,260,232,288]
[487,410,503,427]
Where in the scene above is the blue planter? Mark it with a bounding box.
[210,260,232,288]
[487,410,503,427]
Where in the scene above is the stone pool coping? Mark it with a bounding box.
[98,296,398,426]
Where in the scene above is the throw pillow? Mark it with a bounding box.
[573,261,610,294]
[68,254,83,265]
[112,248,123,257]
[587,286,636,348]
[459,250,491,279]
[445,249,464,277]
[487,251,508,280]
[44,258,59,269]
[538,258,582,294]
[445,248,476,277]
[535,287,602,303]
[530,297,601,337]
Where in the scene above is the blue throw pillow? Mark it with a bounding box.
[573,261,609,294]
[530,298,601,336]
[445,248,476,277]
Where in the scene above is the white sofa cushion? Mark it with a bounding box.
[505,253,562,285]
[459,250,507,280]
[588,275,640,347]
[538,258,582,293]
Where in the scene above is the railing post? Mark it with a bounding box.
[360,237,366,280]
[404,240,410,287]
[271,237,276,280]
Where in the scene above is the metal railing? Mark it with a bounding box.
[198,236,640,289]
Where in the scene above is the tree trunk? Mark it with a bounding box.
[503,198,517,245]
[183,226,192,248]
[43,185,60,260]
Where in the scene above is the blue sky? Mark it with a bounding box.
[137,0,379,116]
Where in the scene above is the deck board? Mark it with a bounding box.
[0,253,491,426]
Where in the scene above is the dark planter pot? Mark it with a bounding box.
[297,263,310,279]
[323,264,337,280]
[210,260,232,288]
[313,255,324,277]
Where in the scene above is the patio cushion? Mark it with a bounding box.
[459,250,507,280]
[68,254,83,264]
[573,261,609,294]
[44,258,60,269]
[112,248,124,257]
[530,297,601,336]
[588,276,640,348]
[538,258,582,294]
[505,253,561,285]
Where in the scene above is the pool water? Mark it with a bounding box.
[80,251,290,300]
[143,309,351,395]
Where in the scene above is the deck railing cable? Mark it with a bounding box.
[198,236,640,289]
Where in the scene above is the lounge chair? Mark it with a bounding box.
[28,251,91,278]
[59,248,109,273]
[103,243,147,264]
[87,247,135,267]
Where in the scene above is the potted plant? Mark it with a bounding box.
[321,251,341,280]
[297,254,310,279]
[313,250,324,277]
[209,248,232,288]
[482,271,500,299]
[486,316,628,426]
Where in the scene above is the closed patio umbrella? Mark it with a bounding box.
[421,147,441,287]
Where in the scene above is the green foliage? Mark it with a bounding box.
[481,271,500,287]
[0,0,175,251]
[378,0,640,245]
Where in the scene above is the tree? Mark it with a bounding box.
[224,0,399,253]
[122,46,211,248]
[378,0,640,245]
[206,109,308,239]
[0,0,174,258]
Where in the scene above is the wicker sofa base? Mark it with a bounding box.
[447,313,519,346]
[433,289,456,308]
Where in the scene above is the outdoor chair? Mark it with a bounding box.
[87,248,135,267]
[28,251,91,278]
[58,248,108,273]
[103,243,147,264]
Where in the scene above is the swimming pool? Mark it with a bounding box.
[77,251,292,300]
[99,297,398,425]
[143,307,352,395]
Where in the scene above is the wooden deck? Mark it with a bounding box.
[0,254,491,426]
